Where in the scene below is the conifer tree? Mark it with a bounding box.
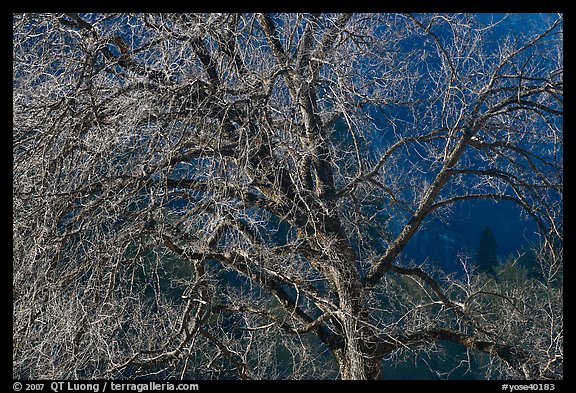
[476,226,498,274]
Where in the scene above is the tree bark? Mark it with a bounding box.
[322,244,383,380]
[334,321,382,380]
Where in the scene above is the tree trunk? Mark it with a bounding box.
[328,264,383,380]
[333,316,382,380]
[311,219,384,380]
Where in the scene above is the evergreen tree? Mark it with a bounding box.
[476,226,498,274]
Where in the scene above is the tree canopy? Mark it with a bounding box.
[13,13,562,380]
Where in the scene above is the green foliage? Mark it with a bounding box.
[495,257,529,285]
[382,342,489,380]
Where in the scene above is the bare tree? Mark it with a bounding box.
[13,13,562,380]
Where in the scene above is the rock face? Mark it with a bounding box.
[402,200,539,275]
[405,224,466,273]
